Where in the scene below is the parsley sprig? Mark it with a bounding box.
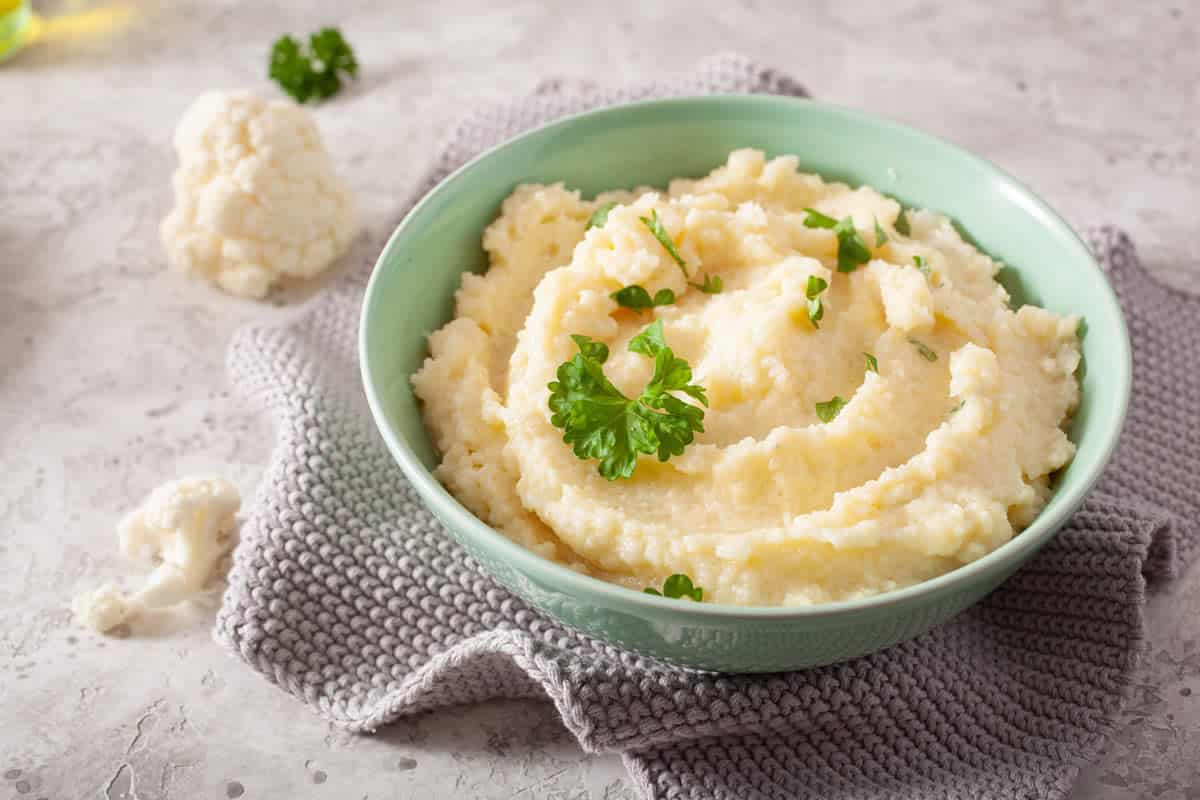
[645,573,704,601]
[548,320,708,480]
[805,275,828,329]
[612,285,675,311]
[639,210,689,277]
[803,208,871,273]
[269,28,359,103]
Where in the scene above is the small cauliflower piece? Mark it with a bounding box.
[72,477,241,634]
[160,90,358,299]
[71,583,131,633]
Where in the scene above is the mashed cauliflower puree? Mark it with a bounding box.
[412,149,1080,607]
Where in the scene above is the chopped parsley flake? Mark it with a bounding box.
[864,352,878,373]
[805,275,828,329]
[874,218,888,248]
[913,254,931,279]
[909,337,938,362]
[803,208,871,273]
[691,273,723,294]
[815,395,848,423]
[587,201,619,230]
[644,573,704,601]
[611,284,675,311]
[639,209,689,277]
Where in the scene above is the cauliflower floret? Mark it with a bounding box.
[160,90,358,299]
[72,477,241,634]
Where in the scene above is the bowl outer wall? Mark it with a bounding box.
[360,95,1131,672]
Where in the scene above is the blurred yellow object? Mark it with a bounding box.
[0,0,32,62]
[35,1,134,42]
[0,1,138,61]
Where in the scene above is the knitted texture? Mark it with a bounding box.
[215,54,1200,799]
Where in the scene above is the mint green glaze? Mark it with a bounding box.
[360,95,1131,672]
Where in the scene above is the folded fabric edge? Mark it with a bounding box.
[211,490,1161,756]
[1086,225,1200,580]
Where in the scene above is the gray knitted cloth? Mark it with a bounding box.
[216,54,1200,799]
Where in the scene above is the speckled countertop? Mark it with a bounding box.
[2,1,1198,798]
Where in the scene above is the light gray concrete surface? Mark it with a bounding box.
[2,1,1198,797]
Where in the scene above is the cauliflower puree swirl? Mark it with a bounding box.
[412,150,1080,606]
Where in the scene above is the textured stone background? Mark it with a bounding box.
[1,1,1197,798]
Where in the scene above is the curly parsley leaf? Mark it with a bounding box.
[269,36,308,97]
[864,352,878,373]
[548,320,707,480]
[612,285,675,311]
[269,28,359,103]
[815,395,848,423]
[627,320,668,357]
[874,218,889,248]
[644,573,703,601]
[310,28,358,80]
[805,275,828,329]
[908,337,938,362]
[569,334,609,362]
[629,322,709,405]
[803,208,871,273]
[587,201,618,230]
[691,273,723,294]
[639,209,689,277]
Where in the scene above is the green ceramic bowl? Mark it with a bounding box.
[360,95,1130,672]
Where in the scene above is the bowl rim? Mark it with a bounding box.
[360,93,1132,620]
